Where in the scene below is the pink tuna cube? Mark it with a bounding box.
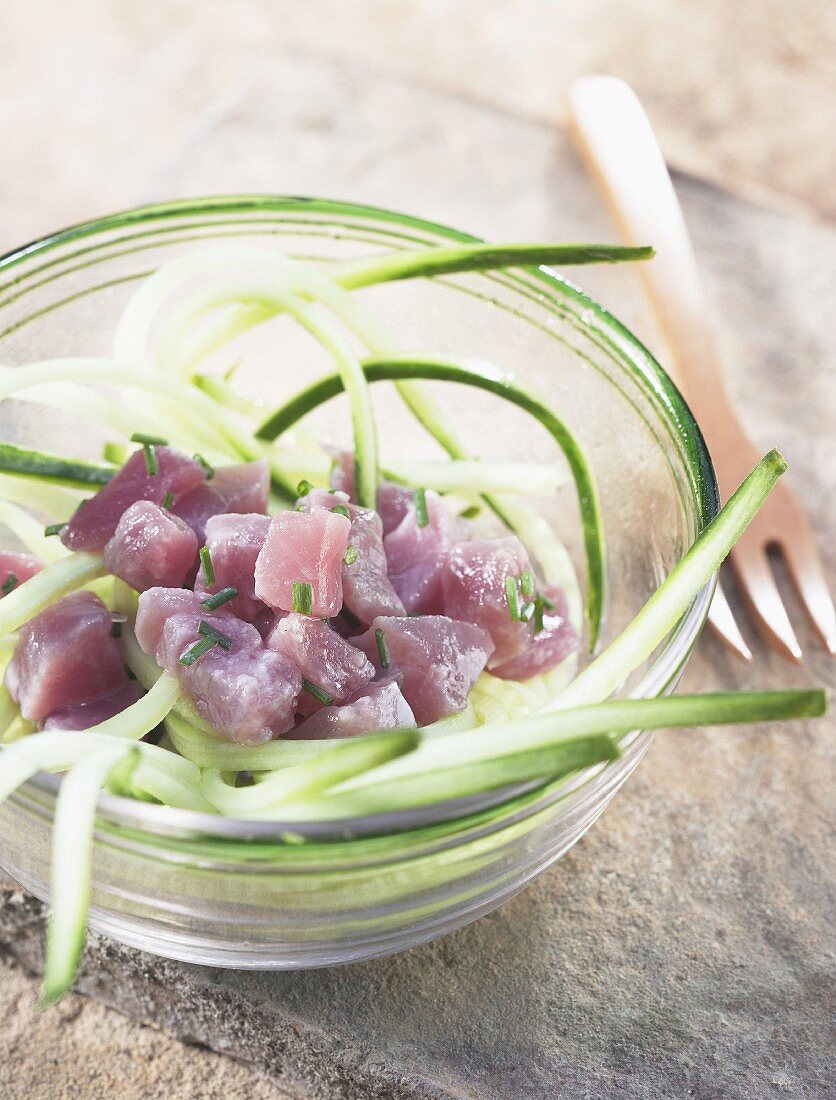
[488,585,579,681]
[267,613,374,716]
[355,615,493,725]
[289,681,416,740]
[254,509,350,617]
[104,501,198,592]
[42,681,146,731]
[194,513,270,622]
[6,591,129,721]
[61,446,207,552]
[384,490,453,614]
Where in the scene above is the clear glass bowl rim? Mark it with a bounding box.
[0,194,719,847]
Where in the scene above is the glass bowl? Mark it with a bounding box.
[0,197,717,968]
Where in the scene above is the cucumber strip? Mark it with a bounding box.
[279,688,825,820]
[383,459,569,497]
[79,673,180,739]
[329,242,655,291]
[0,474,82,521]
[0,681,18,739]
[165,711,338,770]
[0,714,34,745]
[198,728,420,816]
[0,442,115,488]
[42,744,137,1004]
[102,441,129,465]
[112,754,216,814]
[546,450,788,711]
[0,500,68,563]
[254,355,605,645]
[192,372,266,416]
[0,554,105,638]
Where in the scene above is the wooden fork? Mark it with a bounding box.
[567,75,835,662]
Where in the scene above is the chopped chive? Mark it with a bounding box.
[533,598,546,634]
[200,586,238,611]
[505,575,522,621]
[520,600,535,622]
[343,544,359,566]
[1,573,19,596]
[520,570,535,597]
[198,621,233,650]
[406,611,424,617]
[541,595,555,611]
[199,546,215,586]
[140,443,158,476]
[301,678,334,706]
[331,504,350,519]
[297,479,313,497]
[162,490,174,510]
[341,604,360,628]
[130,432,168,446]
[413,488,429,527]
[193,453,214,480]
[460,505,481,520]
[374,627,390,669]
[111,620,123,638]
[292,581,313,615]
[179,636,218,666]
[44,522,66,537]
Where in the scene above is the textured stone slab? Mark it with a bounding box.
[2,45,835,1100]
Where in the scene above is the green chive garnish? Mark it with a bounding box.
[199,546,215,586]
[533,598,546,634]
[341,604,360,628]
[200,586,238,611]
[343,544,358,566]
[141,443,158,476]
[179,636,217,666]
[111,620,123,638]
[1,573,19,596]
[194,453,214,479]
[413,487,429,527]
[292,581,313,615]
[198,621,233,650]
[297,479,313,497]
[162,491,174,510]
[505,575,522,621]
[331,504,350,519]
[130,432,168,446]
[520,570,534,597]
[302,678,334,706]
[44,523,66,537]
[374,627,390,669]
[460,505,481,520]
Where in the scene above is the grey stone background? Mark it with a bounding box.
[0,2,834,1097]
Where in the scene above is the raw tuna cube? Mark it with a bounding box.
[289,681,416,740]
[0,550,42,594]
[136,588,301,744]
[212,459,270,514]
[6,591,129,721]
[298,489,404,624]
[42,681,145,731]
[61,446,206,552]
[254,509,350,617]
[441,537,535,669]
[170,482,225,545]
[384,490,453,614]
[327,450,411,536]
[489,585,579,680]
[355,615,493,725]
[104,501,198,592]
[194,513,270,621]
[267,613,374,716]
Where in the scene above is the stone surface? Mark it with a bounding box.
[1,5,835,1097]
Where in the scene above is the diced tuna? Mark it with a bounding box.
[254,509,350,617]
[267,613,374,716]
[290,681,416,740]
[171,483,225,546]
[212,459,270,514]
[42,681,145,731]
[327,449,411,536]
[6,591,129,721]
[355,615,493,725]
[384,490,452,614]
[61,446,206,552]
[103,501,198,592]
[489,585,579,680]
[441,537,535,669]
[136,588,301,744]
[194,513,270,621]
[299,489,404,624]
[0,550,42,594]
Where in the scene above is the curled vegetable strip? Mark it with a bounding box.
[0,474,82,522]
[42,744,137,1003]
[0,554,105,638]
[0,500,68,563]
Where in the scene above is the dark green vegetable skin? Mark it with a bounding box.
[0,442,114,488]
[256,357,606,648]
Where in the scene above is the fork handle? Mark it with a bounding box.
[566,76,740,450]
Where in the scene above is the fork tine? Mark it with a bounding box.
[730,539,802,662]
[708,582,753,661]
[778,533,836,655]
